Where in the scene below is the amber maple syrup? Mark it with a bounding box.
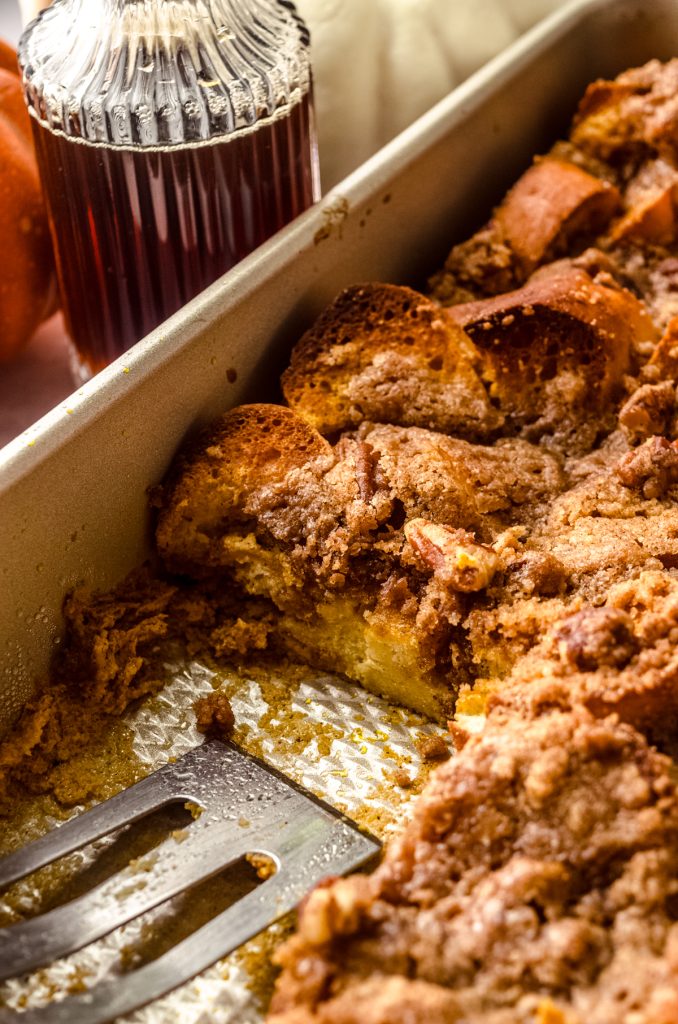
[30,95,318,379]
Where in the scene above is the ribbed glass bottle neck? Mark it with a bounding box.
[19,0,311,146]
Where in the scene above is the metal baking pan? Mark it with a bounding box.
[1,0,677,735]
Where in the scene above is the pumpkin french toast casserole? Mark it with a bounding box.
[7,57,678,1023]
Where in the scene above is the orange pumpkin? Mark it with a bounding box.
[0,39,19,73]
[0,40,55,361]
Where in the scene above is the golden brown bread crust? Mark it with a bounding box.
[494,156,621,276]
[430,157,621,305]
[269,709,678,1024]
[431,60,678,334]
[155,404,333,578]
[447,267,654,448]
[281,283,503,440]
[607,158,678,246]
[155,405,563,716]
[156,406,564,584]
[285,268,652,453]
[572,60,678,169]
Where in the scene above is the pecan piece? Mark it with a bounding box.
[618,381,676,442]
[405,518,499,592]
[553,607,638,672]
[298,875,372,947]
[616,435,678,498]
[353,441,380,503]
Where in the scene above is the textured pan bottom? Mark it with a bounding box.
[0,657,448,1023]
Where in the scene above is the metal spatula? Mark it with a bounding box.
[0,740,380,1023]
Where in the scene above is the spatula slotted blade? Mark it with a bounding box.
[0,740,380,1023]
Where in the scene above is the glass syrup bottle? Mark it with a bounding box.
[18,0,320,380]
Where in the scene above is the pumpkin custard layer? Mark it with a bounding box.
[7,58,678,1023]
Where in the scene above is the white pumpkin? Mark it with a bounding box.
[18,0,569,189]
[296,0,570,188]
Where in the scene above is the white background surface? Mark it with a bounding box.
[0,0,74,449]
[0,0,22,44]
